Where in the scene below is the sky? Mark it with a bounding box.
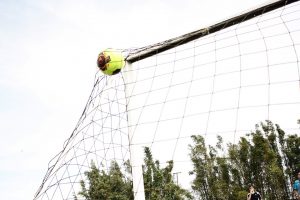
[0,0,290,199]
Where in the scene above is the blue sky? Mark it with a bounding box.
[0,0,272,199]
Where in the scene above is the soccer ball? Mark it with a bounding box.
[97,48,125,75]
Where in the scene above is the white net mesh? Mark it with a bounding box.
[34,1,300,199]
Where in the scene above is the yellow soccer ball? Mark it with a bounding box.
[97,49,125,75]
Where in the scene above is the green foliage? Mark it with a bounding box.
[76,120,299,200]
[77,161,133,200]
[77,147,191,200]
[189,120,300,200]
[143,147,192,200]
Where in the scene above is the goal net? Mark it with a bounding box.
[34,0,300,199]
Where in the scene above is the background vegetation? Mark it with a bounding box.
[76,120,300,199]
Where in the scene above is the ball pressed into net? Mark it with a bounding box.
[97,49,125,75]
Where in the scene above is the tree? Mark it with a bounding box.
[77,120,299,200]
[189,135,211,199]
[78,161,133,200]
[284,134,300,182]
[77,147,191,200]
[189,120,299,200]
[143,147,192,200]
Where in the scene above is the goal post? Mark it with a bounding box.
[34,0,300,199]
[126,0,298,63]
[123,61,146,200]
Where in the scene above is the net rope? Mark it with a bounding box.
[34,1,300,199]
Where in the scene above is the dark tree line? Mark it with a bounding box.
[77,120,300,199]
[190,120,300,200]
[77,160,133,200]
[77,147,191,200]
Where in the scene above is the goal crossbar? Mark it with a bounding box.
[126,0,299,63]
